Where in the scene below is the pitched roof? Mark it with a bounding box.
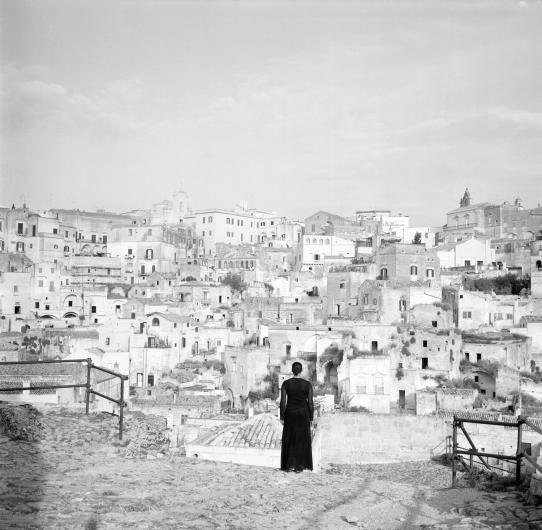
[190,412,282,449]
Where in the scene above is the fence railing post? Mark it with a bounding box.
[516,416,523,485]
[85,358,92,414]
[119,376,125,440]
[452,417,457,488]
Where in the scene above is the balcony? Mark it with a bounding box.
[442,223,481,232]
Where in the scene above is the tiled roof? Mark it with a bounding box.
[192,412,282,449]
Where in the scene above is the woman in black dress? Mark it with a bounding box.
[280,361,314,472]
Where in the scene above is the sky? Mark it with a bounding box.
[1,0,541,226]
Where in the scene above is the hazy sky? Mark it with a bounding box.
[1,0,541,226]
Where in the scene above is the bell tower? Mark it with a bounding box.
[460,188,471,208]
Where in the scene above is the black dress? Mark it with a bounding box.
[280,377,314,471]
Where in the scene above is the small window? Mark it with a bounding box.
[421,357,429,369]
[35,302,40,309]
[68,300,73,307]
[422,340,428,347]
[105,338,110,346]
[431,321,437,328]
[476,353,482,361]
[474,375,479,382]
[91,305,97,313]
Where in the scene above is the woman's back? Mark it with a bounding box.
[282,377,312,411]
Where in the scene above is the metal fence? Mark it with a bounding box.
[0,358,128,439]
[452,415,542,488]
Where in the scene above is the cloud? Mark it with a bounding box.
[1,65,145,137]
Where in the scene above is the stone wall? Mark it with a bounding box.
[316,412,542,468]
[317,413,450,465]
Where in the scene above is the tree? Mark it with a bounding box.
[412,232,422,245]
[220,273,247,294]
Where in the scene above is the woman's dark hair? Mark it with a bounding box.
[291,362,302,376]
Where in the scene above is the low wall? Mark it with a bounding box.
[317,412,542,467]
[185,444,280,468]
[317,413,450,465]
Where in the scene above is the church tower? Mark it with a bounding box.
[460,188,471,208]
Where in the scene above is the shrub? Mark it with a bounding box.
[348,406,371,413]
[221,273,247,294]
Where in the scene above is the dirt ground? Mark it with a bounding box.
[1,408,541,530]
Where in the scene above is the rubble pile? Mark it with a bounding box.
[123,411,170,458]
[0,403,44,441]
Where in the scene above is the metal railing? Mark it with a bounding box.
[0,358,128,439]
[451,415,542,488]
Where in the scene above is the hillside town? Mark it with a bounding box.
[1,187,541,466]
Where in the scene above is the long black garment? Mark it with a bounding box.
[280,377,314,471]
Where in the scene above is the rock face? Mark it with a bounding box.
[529,475,542,505]
[123,412,169,458]
[0,404,44,441]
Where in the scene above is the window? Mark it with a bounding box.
[432,321,437,328]
[410,265,418,275]
[426,269,435,278]
[45,304,50,310]
[128,248,133,255]
[91,234,96,243]
[374,376,384,394]
[422,357,429,369]
[477,353,482,361]
[285,344,291,356]
[356,377,367,394]
[102,235,107,244]
[363,294,369,305]
[465,352,470,361]
[35,302,39,309]
[380,268,388,280]
[105,338,110,346]
[147,374,155,387]
[422,340,428,347]
[53,228,58,235]
[16,241,25,252]
[371,341,378,352]
[14,304,21,314]
[182,337,186,348]
[474,375,479,382]
[13,285,18,293]
[152,317,160,326]
[17,222,24,235]
[146,249,154,260]
[68,300,73,307]
[91,306,97,313]
[462,311,472,319]
[339,282,345,289]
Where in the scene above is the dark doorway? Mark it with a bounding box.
[399,390,406,409]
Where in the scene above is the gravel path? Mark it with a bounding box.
[1,408,541,530]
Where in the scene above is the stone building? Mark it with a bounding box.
[461,331,531,371]
[435,237,495,270]
[375,243,439,284]
[326,265,374,318]
[442,189,542,244]
[301,235,355,271]
[108,223,186,284]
